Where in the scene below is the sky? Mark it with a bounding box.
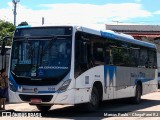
[0,0,160,29]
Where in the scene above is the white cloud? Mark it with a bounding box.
[0,2,13,23]
[154,10,160,14]
[0,2,152,29]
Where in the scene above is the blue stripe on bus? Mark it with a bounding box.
[38,91,56,93]
[100,31,156,48]
[16,25,32,29]
[9,73,19,91]
[104,65,116,93]
[108,66,116,81]
[134,78,153,85]
[104,66,107,87]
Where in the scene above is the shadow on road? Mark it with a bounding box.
[1,98,160,119]
[43,98,160,119]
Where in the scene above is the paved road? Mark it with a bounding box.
[1,90,160,120]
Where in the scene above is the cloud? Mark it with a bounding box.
[0,2,13,23]
[154,10,160,14]
[0,2,152,29]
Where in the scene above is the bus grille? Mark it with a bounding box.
[19,94,53,102]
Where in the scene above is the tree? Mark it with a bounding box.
[0,20,15,46]
[18,21,29,26]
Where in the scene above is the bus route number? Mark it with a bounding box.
[48,87,55,91]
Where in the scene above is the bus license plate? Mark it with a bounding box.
[30,98,42,103]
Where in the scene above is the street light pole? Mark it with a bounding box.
[12,0,20,26]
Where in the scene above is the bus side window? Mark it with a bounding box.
[148,49,157,68]
[80,41,91,70]
[154,51,157,68]
[130,46,140,67]
[93,42,104,65]
[74,32,92,77]
[148,50,155,68]
[139,47,148,68]
[105,48,112,65]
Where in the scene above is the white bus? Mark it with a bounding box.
[7,25,157,111]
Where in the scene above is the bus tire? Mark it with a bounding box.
[86,86,99,112]
[131,84,142,104]
[36,105,52,111]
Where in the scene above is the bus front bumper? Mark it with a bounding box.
[9,89,76,105]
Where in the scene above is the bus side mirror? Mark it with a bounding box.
[1,41,6,56]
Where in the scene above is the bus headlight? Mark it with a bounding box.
[58,79,71,92]
[9,81,17,92]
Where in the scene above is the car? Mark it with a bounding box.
[158,72,160,89]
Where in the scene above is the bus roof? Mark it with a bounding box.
[77,26,156,49]
[15,25,156,49]
[100,30,156,49]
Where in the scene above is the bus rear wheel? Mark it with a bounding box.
[36,105,52,111]
[85,86,99,112]
[131,84,142,104]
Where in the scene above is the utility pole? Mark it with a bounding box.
[12,0,20,26]
[42,17,44,25]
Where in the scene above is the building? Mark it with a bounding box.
[106,25,160,40]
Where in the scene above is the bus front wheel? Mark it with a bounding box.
[36,105,52,111]
[86,86,99,112]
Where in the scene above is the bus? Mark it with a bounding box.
[7,25,157,111]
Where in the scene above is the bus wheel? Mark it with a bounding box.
[131,84,142,104]
[86,86,99,112]
[36,105,52,111]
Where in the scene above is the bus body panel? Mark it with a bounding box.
[9,90,22,103]
[74,65,157,103]
[8,71,77,105]
[115,66,131,98]
[75,66,104,104]
[9,86,76,105]
[74,88,91,104]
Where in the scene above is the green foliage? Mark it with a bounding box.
[18,21,29,26]
[0,20,15,46]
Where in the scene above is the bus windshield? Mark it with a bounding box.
[10,27,72,85]
[11,37,71,78]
